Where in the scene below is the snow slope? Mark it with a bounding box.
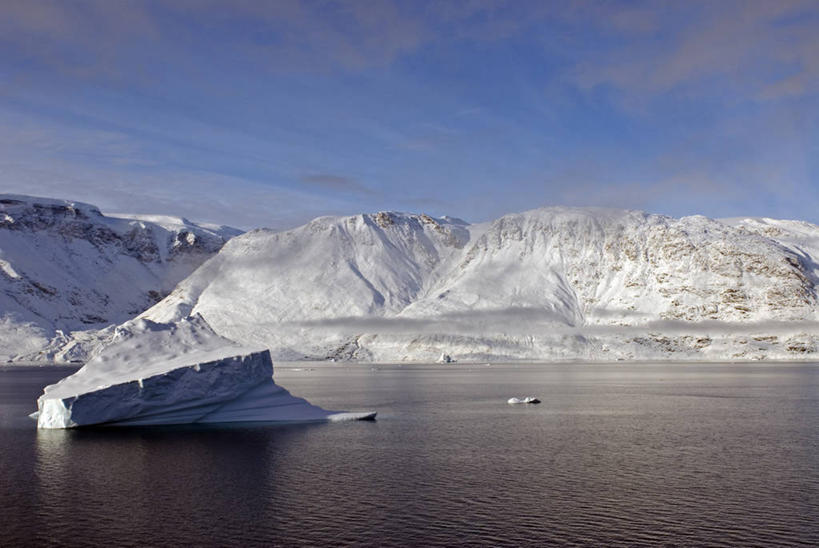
[138,207,819,362]
[144,211,473,358]
[721,216,819,288]
[0,195,240,361]
[35,315,374,428]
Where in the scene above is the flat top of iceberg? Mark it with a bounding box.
[43,315,264,400]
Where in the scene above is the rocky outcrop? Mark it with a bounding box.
[0,194,240,361]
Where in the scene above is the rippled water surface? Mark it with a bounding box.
[1,363,818,546]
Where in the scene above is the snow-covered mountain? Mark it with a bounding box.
[6,197,819,363]
[0,195,240,361]
[135,207,819,362]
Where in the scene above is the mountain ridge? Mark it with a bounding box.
[5,196,819,363]
[138,206,819,362]
[0,194,241,361]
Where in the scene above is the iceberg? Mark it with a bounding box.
[507,397,540,404]
[34,315,375,428]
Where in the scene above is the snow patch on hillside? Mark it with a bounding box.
[0,194,240,362]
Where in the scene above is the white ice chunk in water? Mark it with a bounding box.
[35,315,375,428]
[507,396,541,404]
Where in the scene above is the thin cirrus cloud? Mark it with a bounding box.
[0,0,427,81]
[2,1,817,96]
[568,0,819,99]
[0,1,817,228]
[299,174,374,195]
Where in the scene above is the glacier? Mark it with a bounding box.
[34,315,375,428]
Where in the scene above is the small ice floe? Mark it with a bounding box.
[507,396,541,405]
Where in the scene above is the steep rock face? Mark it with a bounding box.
[0,195,240,361]
[363,209,818,361]
[722,217,819,287]
[140,207,819,362]
[429,209,815,324]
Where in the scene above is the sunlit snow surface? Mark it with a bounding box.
[139,208,819,362]
[0,194,240,362]
[12,199,819,364]
[34,316,374,428]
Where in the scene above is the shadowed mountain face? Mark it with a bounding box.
[0,195,240,361]
[135,207,819,362]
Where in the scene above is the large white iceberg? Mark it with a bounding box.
[34,315,375,428]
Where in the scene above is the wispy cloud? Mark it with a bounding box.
[569,0,819,100]
[269,307,819,338]
[0,0,429,83]
[299,174,373,194]
[1,1,817,228]
[0,110,360,230]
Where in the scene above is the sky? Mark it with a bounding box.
[0,0,817,229]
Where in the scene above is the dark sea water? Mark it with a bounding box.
[1,362,817,547]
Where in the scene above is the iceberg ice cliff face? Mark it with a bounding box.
[35,315,374,428]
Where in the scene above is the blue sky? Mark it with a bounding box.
[1,0,817,229]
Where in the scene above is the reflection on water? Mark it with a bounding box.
[33,424,322,546]
[1,363,818,546]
